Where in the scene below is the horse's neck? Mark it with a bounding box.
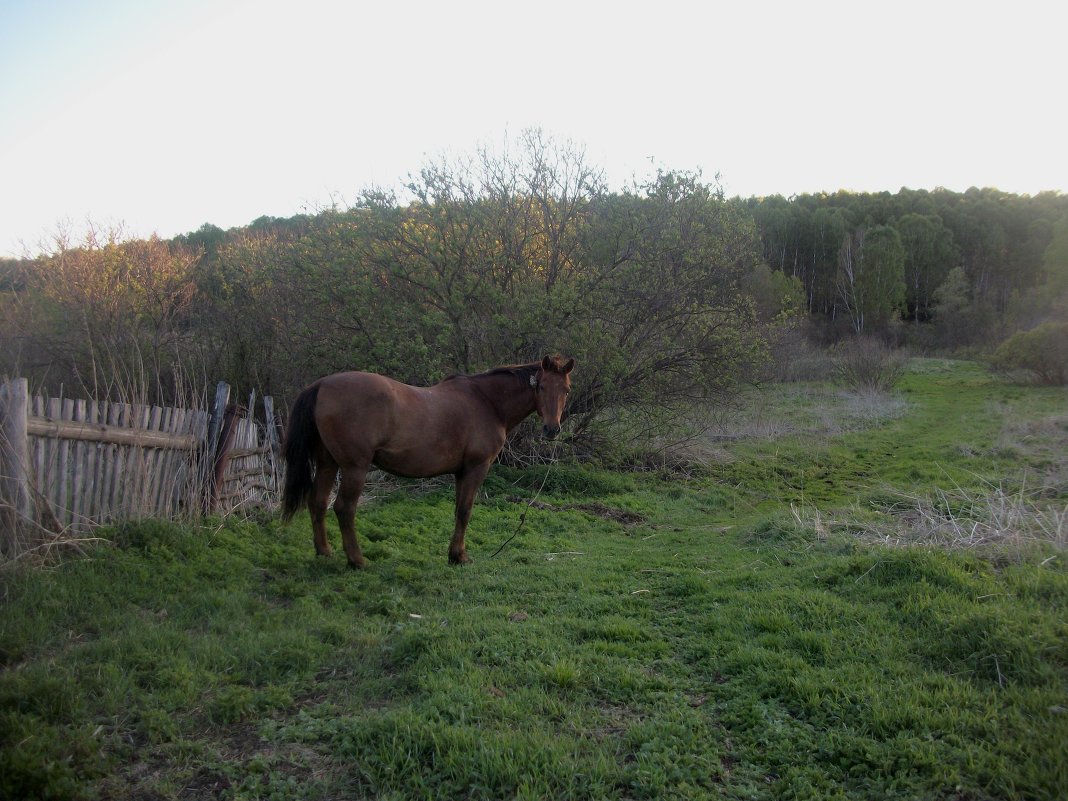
[475,374,536,431]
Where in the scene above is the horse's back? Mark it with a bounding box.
[312,371,483,476]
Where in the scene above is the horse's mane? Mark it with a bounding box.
[442,356,571,385]
[481,363,541,380]
[442,362,540,384]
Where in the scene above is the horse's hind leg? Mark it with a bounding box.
[335,466,368,569]
[310,451,338,557]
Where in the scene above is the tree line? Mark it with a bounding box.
[2,134,789,453]
[746,187,1068,346]
[2,132,1067,456]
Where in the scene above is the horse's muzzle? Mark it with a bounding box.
[542,424,561,440]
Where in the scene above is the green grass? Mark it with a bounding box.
[2,360,1067,800]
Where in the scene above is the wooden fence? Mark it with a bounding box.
[0,379,282,544]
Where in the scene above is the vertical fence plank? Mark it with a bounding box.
[97,402,114,521]
[159,404,175,516]
[97,401,112,521]
[80,401,92,526]
[206,383,231,512]
[108,403,126,516]
[58,398,74,528]
[92,402,103,522]
[32,396,46,511]
[165,409,183,515]
[167,406,179,515]
[45,397,62,527]
[0,379,31,529]
[71,399,86,529]
[40,396,64,532]
[86,401,101,522]
[161,407,178,514]
[238,416,253,509]
[148,404,162,517]
[191,409,211,512]
[130,403,142,513]
[100,401,114,520]
[121,402,134,516]
[207,383,230,459]
[96,401,108,520]
[145,406,164,517]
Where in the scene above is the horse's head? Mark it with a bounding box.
[533,354,575,440]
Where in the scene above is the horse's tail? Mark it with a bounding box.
[281,382,322,521]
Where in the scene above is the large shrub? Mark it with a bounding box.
[992,322,1068,385]
[833,336,906,392]
[194,133,769,451]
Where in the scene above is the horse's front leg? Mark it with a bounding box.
[449,460,493,564]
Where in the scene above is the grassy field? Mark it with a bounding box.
[2,360,1066,800]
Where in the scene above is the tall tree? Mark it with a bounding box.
[1040,215,1068,299]
[895,213,958,322]
[836,225,906,334]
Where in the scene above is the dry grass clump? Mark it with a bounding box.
[865,480,1066,559]
[702,383,908,452]
[785,471,1067,563]
[994,413,1068,494]
[0,506,109,567]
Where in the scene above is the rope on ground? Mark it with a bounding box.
[489,442,558,558]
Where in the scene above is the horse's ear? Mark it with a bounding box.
[562,358,575,374]
[541,355,553,371]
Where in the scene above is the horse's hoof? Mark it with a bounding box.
[448,553,472,565]
[348,558,368,570]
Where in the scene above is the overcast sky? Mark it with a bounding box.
[1,0,1064,257]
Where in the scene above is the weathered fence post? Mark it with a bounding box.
[206,382,231,458]
[204,381,230,512]
[210,404,242,510]
[0,379,32,533]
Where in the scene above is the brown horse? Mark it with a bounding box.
[281,355,575,567]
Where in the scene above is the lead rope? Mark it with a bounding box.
[489,441,557,558]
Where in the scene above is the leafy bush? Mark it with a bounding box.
[991,322,1068,385]
[832,337,906,392]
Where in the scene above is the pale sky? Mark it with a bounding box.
[1,0,1064,257]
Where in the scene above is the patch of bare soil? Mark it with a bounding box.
[508,497,646,525]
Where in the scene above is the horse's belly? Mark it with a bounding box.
[372,425,505,478]
[371,446,460,479]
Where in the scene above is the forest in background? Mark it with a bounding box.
[2,132,1067,455]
